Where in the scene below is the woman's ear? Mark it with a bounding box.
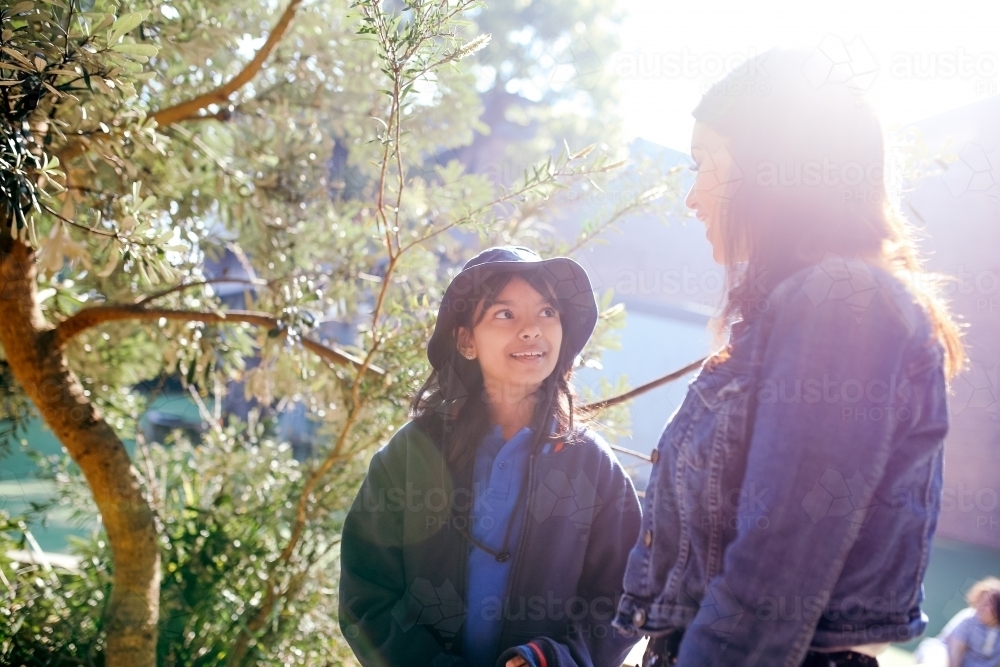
[456,327,476,360]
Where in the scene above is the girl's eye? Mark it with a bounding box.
[688,162,700,173]
[541,307,557,317]
[494,309,514,319]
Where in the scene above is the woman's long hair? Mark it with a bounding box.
[693,48,965,378]
[410,269,581,475]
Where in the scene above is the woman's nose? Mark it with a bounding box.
[684,183,698,212]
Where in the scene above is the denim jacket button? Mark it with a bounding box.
[650,449,659,464]
[643,529,653,547]
[633,608,646,627]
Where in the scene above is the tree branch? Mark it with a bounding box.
[150,0,304,127]
[133,277,267,305]
[581,356,707,413]
[609,443,652,463]
[52,304,384,374]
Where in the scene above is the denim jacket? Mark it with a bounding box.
[340,421,642,667]
[613,257,950,666]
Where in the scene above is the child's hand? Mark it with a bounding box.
[505,657,527,667]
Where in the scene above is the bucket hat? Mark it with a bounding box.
[427,246,598,370]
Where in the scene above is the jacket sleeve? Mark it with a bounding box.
[675,284,914,666]
[339,439,470,667]
[497,450,643,667]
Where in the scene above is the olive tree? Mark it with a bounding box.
[0,0,668,664]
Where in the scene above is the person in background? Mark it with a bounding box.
[943,577,1000,667]
[913,578,1000,667]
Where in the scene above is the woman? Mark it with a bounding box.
[613,49,964,666]
[340,247,641,667]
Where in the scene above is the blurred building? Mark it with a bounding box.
[906,94,1000,549]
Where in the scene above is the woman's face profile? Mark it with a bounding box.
[685,122,743,266]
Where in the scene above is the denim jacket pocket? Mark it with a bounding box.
[654,367,755,603]
[675,369,753,470]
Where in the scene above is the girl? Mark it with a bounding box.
[613,49,965,666]
[340,246,642,667]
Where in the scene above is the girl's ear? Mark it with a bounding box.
[456,327,476,360]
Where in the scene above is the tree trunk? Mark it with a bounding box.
[0,228,160,667]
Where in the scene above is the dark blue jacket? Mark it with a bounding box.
[340,421,642,667]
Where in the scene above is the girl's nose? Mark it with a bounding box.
[520,326,541,339]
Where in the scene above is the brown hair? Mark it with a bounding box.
[967,576,1000,621]
[410,269,581,475]
[692,48,965,378]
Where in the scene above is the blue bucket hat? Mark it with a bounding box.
[427,246,599,371]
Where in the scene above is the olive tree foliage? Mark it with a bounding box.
[472,0,623,159]
[0,0,667,664]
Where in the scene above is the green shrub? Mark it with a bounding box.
[1,421,365,666]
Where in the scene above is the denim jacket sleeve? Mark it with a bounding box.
[339,435,470,667]
[676,279,920,666]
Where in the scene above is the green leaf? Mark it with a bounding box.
[109,11,146,44]
[0,46,33,68]
[9,2,34,15]
[135,195,157,213]
[111,43,158,58]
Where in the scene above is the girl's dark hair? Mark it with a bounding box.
[410,269,580,474]
[692,48,965,378]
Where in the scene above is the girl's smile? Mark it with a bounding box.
[509,348,547,362]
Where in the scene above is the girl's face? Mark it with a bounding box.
[685,122,743,266]
[457,276,563,398]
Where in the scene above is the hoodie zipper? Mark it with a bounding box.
[497,452,536,648]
